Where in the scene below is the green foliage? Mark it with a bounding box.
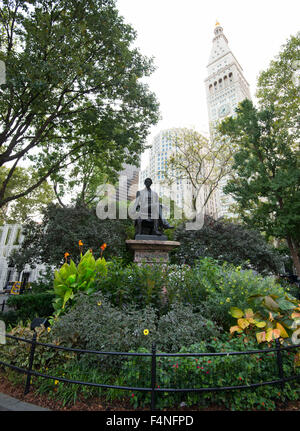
[155,302,221,352]
[96,259,168,310]
[0,310,19,328]
[33,360,123,407]
[218,34,300,275]
[219,100,300,246]
[95,257,288,331]
[9,204,133,271]
[256,32,300,148]
[0,166,55,224]
[122,335,299,410]
[196,261,286,331]
[6,292,55,324]
[52,250,108,319]
[0,0,159,209]
[51,292,220,368]
[51,292,158,369]
[29,266,55,293]
[172,216,283,275]
[0,323,75,372]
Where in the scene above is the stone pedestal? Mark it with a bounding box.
[126,239,180,265]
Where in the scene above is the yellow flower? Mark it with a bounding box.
[143,329,149,336]
[226,298,231,303]
[54,380,59,385]
[97,301,102,306]
[47,327,51,333]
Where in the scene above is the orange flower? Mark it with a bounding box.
[78,240,83,246]
[64,252,70,259]
[100,243,107,251]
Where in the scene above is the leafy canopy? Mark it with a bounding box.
[0,0,159,208]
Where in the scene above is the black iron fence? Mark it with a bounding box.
[1,333,300,410]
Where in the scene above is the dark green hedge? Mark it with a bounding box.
[6,292,55,324]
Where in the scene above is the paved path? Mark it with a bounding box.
[0,392,51,411]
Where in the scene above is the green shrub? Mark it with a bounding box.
[96,260,168,311]
[29,266,55,293]
[33,360,123,407]
[96,257,288,333]
[156,302,221,352]
[197,263,286,330]
[0,310,19,328]
[171,217,283,275]
[7,292,55,324]
[51,293,221,368]
[51,292,158,369]
[0,322,75,371]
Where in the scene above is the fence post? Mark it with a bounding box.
[275,338,285,392]
[151,342,157,411]
[24,331,37,395]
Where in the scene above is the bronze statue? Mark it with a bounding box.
[133,178,173,239]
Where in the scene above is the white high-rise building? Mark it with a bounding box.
[139,128,218,218]
[205,22,251,217]
[139,129,191,210]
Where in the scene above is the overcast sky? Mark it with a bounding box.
[116,0,300,168]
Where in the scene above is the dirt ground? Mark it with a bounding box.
[0,369,299,412]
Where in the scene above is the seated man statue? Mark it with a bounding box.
[132,178,173,238]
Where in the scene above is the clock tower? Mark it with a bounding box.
[204,22,251,217]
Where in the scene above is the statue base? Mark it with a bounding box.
[135,234,168,241]
[126,239,180,265]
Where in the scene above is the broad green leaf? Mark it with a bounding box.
[54,284,67,297]
[255,321,266,328]
[62,288,73,309]
[238,318,250,329]
[67,274,76,285]
[264,296,279,312]
[230,307,244,318]
[69,259,78,275]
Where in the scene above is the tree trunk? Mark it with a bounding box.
[286,235,300,277]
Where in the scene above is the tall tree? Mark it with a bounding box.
[256,32,300,151]
[163,128,234,216]
[0,165,55,223]
[219,99,300,276]
[0,0,159,209]
[9,203,133,271]
[219,33,300,276]
[172,215,282,275]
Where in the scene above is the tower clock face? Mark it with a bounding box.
[218,104,230,117]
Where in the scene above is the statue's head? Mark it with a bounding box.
[144,178,152,188]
